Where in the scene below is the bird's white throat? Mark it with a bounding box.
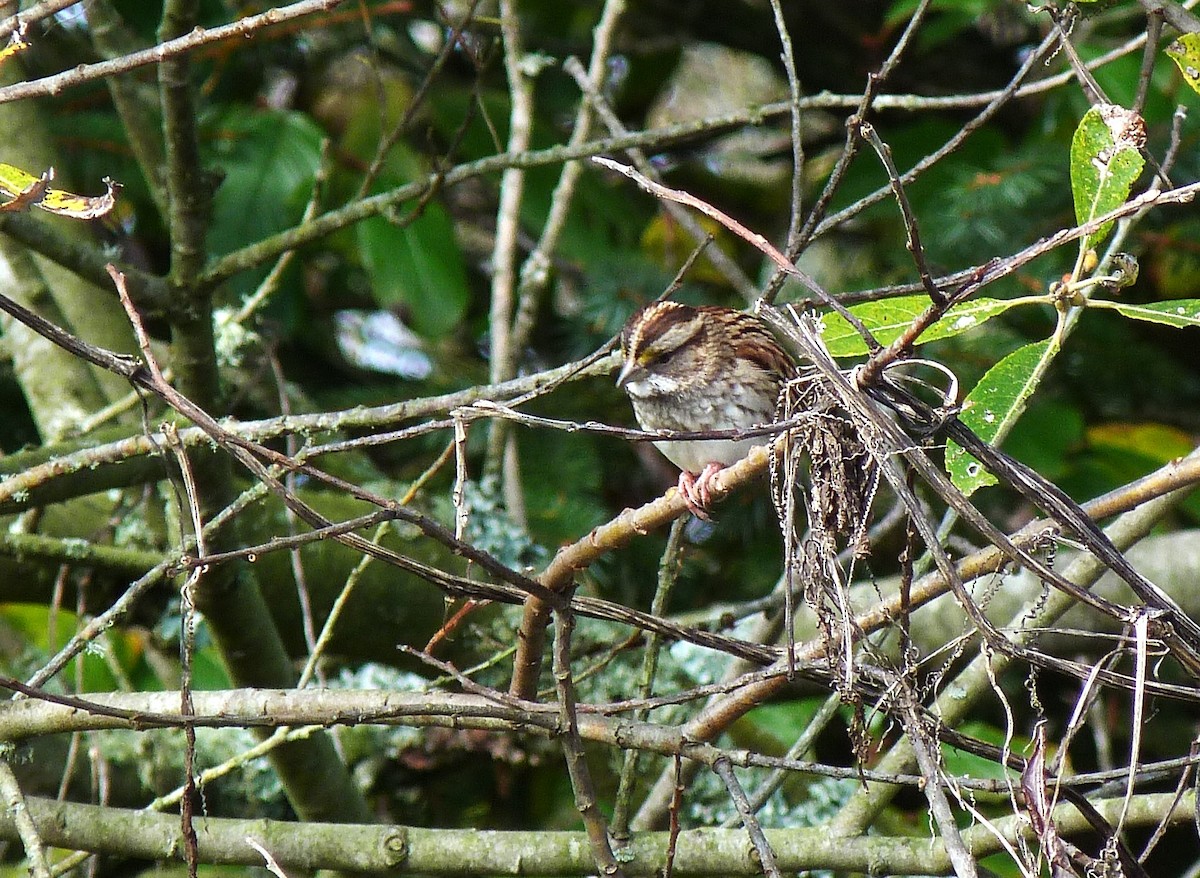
[623,372,681,398]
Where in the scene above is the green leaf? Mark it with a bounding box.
[1096,298,1200,328]
[732,699,831,755]
[207,109,325,294]
[946,338,1055,496]
[818,295,1022,357]
[357,198,469,338]
[1003,400,1084,483]
[1070,105,1145,248]
[941,721,1026,785]
[1166,33,1200,95]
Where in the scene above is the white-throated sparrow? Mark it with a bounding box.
[617,301,796,518]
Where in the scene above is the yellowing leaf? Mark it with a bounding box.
[1166,33,1200,95]
[37,178,122,219]
[0,163,120,219]
[1087,422,1194,463]
[641,213,738,287]
[0,27,29,66]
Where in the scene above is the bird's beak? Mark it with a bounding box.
[615,358,637,388]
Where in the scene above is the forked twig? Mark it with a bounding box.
[592,156,880,353]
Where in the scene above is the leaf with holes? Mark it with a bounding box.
[946,338,1054,496]
[818,295,1021,358]
[1166,33,1200,95]
[1070,105,1145,249]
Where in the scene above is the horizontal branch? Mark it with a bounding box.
[6,686,1194,792]
[0,0,346,106]
[0,790,1190,875]
[0,213,169,315]
[0,353,618,513]
[0,530,161,576]
[0,2,1135,121]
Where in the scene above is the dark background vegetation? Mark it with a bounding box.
[0,0,1199,875]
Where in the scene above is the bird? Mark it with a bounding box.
[616,301,796,519]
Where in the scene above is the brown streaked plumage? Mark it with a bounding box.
[617,302,796,518]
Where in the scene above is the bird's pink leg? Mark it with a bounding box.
[677,462,725,520]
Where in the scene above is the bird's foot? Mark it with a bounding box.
[678,462,725,520]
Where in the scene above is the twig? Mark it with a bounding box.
[712,757,783,878]
[0,0,78,39]
[859,122,943,304]
[767,0,805,261]
[611,516,687,838]
[564,55,757,301]
[1046,7,1109,107]
[300,520,391,686]
[900,700,978,878]
[1135,0,1200,35]
[168,430,203,878]
[1135,8,1165,116]
[777,0,933,298]
[356,0,485,198]
[487,0,535,388]
[267,350,320,667]
[0,0,346,106]
[723,691,843,825]
[1136,742,1197,861]
[811,27,1058,242]
[1116,611,1152,836]
[0,756,51,878]
[424,599,485,654]
[509,0,630,353]
[115,243,203,875]
[176,509,401,567]
[552,607,626,877]
[592,156,879,352]
[664,754,684,878]
[245,837,291,878]
[1162,106,1189,178]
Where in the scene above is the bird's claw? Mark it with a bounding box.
[678,463,725,521]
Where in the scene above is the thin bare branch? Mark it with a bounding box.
[0,0,346,106]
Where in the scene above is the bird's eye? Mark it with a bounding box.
[645,347,677,367]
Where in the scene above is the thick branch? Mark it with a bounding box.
[0,792,1190,876]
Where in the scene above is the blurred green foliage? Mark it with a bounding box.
[2,0,1200,872]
